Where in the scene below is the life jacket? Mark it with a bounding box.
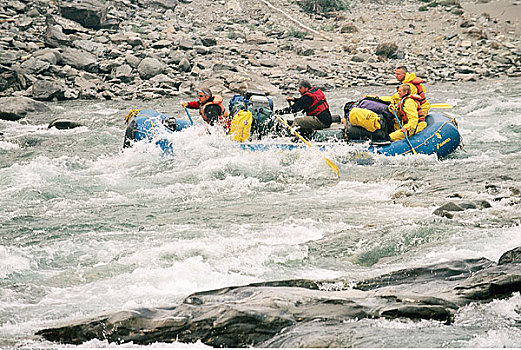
[398,77,427,105]
[397,94,425,123]
[200,95,230,129]
[302,87,329,117]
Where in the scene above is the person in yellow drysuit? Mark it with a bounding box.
[389,84,427,142]
[383,66,431,116]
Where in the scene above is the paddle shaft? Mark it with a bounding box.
[184,107,194,125]
[275,115,339,177]
[390,106,418,155]
[430,103,453,109]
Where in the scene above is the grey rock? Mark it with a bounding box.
[31,79,67,101]
[0,96,52,121]
[453,73,478,81]
[178,39,194,50]
[340,23,358,34]
[151,40,173,49]
[306,64,327,77]
[433,202,464,217]
[149,74,177,87]
[99,60,120,74]
[20,58,51,74]
[27,8,40,17]
[492,55,511,65]
[33,49,63,65]
[459,202,477,209]
[51,14,89,34]
[375,42,399,58]
[59,0,107,29]
[45,24,70,48]
[137,57,166,79]
[177,57,191,72]
[498,246,521,265]
[125,53,141,68]
[149,0,179,9]
[453,264,521,300]
[48,118,84,129]
[8,0,26,12]
[258,58,276,67]
[201,37,217,47]
[113,64,133,83]
[127,36,143,47]
[73,40,107,57]
[61,48,99,73]
[295,44,315,56]
[194,45,210,55]
[212,63,237,72]
[0,51,20,66]
[351,54,366,62]
[35,250,521,347]
[74,76,98,92]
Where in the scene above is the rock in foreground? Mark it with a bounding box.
[36,246,521,347]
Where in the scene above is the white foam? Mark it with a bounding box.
[0,246,31,278]
[0,140,20,150]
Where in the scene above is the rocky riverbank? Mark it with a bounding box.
[36,245,521,347]
[1,0,520,104]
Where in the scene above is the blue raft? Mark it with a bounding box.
[123,109,461,159]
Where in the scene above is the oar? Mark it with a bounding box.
[390,106,418,155]
[275,115,339,177]
[430,103,453,109]
[184,107,194,125]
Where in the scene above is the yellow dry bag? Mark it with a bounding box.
[230,110,253,142]
[348,107,381,132]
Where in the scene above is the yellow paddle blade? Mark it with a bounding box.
[324,158,340,177]
[124,109,139,124]
[430,103,453,109]
[276,115,340,177]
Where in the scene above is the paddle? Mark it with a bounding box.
[389,105,418,155]
[430,103,453,109]
[184,107,194,125]
[275,114,340,177]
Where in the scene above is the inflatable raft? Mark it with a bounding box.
[123,109,461,159]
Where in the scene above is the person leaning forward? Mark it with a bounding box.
[274,80,332,133]
[389,84,427,142]
[181,87,230,131]
[382,66,431,116]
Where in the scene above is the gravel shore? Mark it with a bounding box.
[0,0,520,102]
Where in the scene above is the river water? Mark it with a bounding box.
[1,79,520,348]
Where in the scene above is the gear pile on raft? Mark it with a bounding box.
[123,67,462,161]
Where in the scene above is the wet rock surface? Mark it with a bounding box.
[0,96,52,120]
[36,246,521,347]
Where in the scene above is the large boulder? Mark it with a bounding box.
[35,247,521,347]
[0,68,28,93]
[137,57,166,80]
[20,58,51,75]
[0,97,52,120]
[31,79,67,101]
[59,0,107,29]
[60,48,99,73]
[45,24,70,48]
[375,42,399,59]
